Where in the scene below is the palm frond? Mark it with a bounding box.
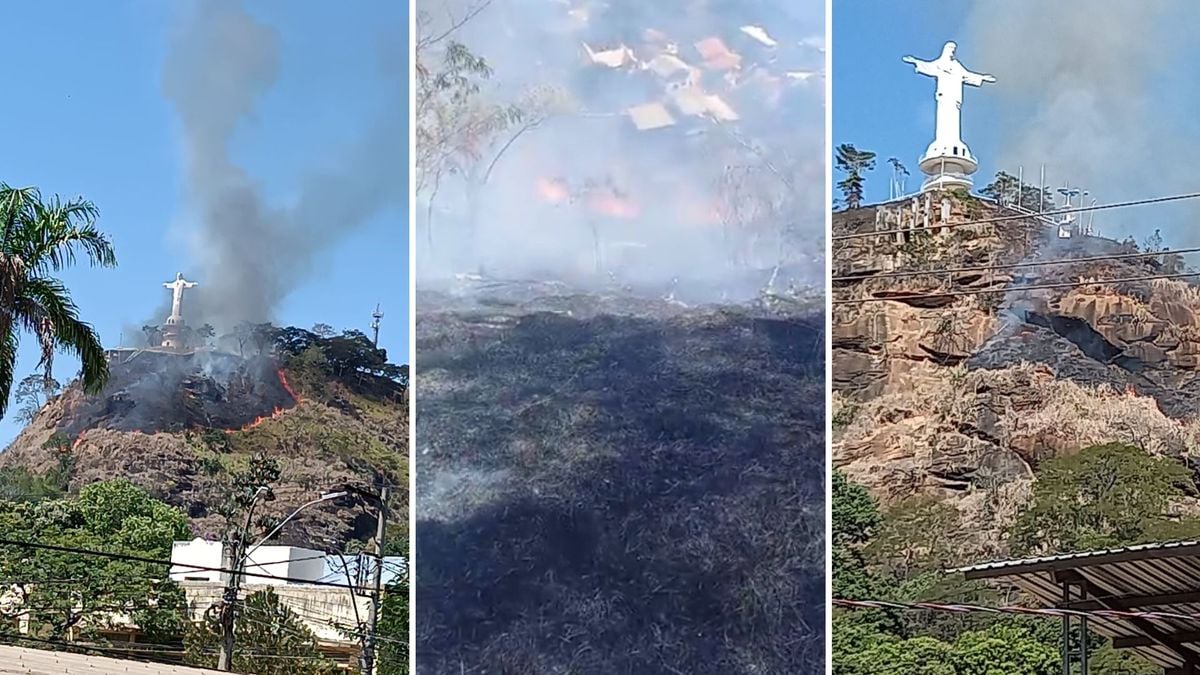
[18,277,108,395]
[0,323,19,418]
[17,196,115,273]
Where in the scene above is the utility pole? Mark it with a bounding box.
[217,531,242,671]
[218,487,266,671]
[371,304,383,348]
[360,484,389,675]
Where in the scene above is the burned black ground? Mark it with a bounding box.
[415,286,825,674]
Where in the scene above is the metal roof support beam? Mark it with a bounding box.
[1083,578,1200,671]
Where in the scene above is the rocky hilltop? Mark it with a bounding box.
[0,338,408,548]
[415,280,825,675]
[832,194,1200,555]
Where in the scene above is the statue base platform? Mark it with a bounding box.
[918,149,977,193]
[921,172,974,192]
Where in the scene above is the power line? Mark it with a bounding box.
[832,270,1200,306]
[832,246,1200,283]
[833,190,1200,242]
[0,536,371,592]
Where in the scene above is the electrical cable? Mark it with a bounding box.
[832,246,1200,283]
[0,536,371,591]
[832,270,1200,306]
[832,190,1200,242]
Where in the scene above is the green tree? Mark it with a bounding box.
[376,575,410,675]
[981,171,1054,212]
[950,624,1057,674]
[835,144,876,210]
[0,185,116,415]
[0,479,189,641]
[14,372,61,424]
[834,470,880,545]
[184,588,338,675]
[1010,442,1200,555]
[866,496,962,581]
[840,635,955,675]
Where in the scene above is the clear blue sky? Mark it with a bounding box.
[0,0,408,444]
[834,2,992,204]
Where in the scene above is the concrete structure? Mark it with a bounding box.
[181,581,371,648]
[161,272,197,350]
[169,538,326,585]
[0,644,221,674]
[902,41,995,192]
[169,538,224,583]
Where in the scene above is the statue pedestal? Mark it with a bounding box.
[919,144,978,192]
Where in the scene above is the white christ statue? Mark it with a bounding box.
[903,41,994,158]
[163,272,197,322]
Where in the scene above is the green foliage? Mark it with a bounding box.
[0,479,188,641]
[0,466,67,502]
[836,144,876,210]
[1010,442,1200,555]
[14,372,61,424]
[184,588,338,675]
[833,402,859,431]
[866,496,961,581]
[980,171,1054,212]
[377,575,410,675]
[0,184,116,415]
[833,454,1171,674]
[833,470,880,545]
[272,325,407,397]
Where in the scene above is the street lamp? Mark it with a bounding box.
[217,489,347,671]
[242,490,348,562]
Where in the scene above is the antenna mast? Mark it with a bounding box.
[371,303,383,347]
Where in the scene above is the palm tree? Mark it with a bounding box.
[0,185,115,415]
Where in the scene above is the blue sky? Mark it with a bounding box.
[0,0,408,444]
[834,2,995,204]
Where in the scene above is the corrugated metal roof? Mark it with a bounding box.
[0,644,222,674]
[952,540,1200,669]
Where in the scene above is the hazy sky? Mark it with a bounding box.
[0,0,408,444]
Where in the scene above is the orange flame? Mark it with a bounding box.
[586,191,639,219]
[535,177,570,205]
[277,369,302,404]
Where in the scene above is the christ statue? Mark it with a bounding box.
[902,42,995,153]
[163,273,197,322]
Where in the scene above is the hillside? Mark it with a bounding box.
[415,281,825,674]
[0,330,408,548]
[832,193,1200,559]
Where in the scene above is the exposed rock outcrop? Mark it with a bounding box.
[833,195,1200,523]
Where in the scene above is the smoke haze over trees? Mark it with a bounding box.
[416,0,825,296]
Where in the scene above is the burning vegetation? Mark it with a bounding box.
[0,324,409,548]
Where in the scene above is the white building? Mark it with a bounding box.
[169,538,327,585]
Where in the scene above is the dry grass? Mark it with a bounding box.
[415,301,825,675]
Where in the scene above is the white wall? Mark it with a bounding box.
[243,545,326,585]
[169,538,225,583]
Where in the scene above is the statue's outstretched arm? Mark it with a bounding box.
[902,55,938,77]
[961,66,996,86]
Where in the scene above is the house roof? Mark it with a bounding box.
[0,644,223,674]
[954,540,1200,670]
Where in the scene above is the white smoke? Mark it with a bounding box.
[965,1,1200,244]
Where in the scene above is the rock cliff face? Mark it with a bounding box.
[833,195,1200,551]
[0,348,408,547]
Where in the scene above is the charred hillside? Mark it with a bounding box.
[832,192,1200,555]
[415,283,825,674]
[0,328,408,548]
